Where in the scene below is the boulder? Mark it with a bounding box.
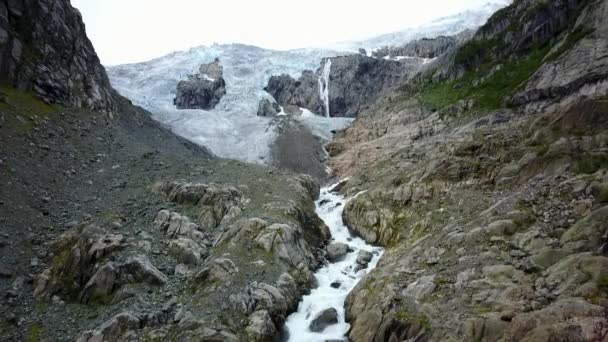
[169,238,207,265]
[245,310,277,341]
[327,243,350,262]
[309,308,339,332]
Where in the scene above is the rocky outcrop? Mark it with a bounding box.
[153,181,243,230]
[80,256,167,304]
[372,35,458,59]
[33,223,126,301]
[266,55,424,118]
[512,0,608,111]
[174,58,227,110]
[265,70,323,115]
[257,98,281,117]
[0,0,117,112]
[231,273,302,340]
[33,224,168,305]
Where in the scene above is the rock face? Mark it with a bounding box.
[0,0,117,112]
[266,55,425,118]
[257,98,281,117]
[372,35,458,59]
[325,1,608,341]
[264,70,324,115]
[174,58,227,110]
[512,0,608,111]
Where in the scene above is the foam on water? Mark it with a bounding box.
[284,183,384,342]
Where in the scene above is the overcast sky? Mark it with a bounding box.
[72,0,498,66]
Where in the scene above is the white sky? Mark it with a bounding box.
[72,0,496,66]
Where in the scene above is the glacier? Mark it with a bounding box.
[106,1,510,164]
[108,44,347,163]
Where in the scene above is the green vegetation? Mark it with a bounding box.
[454,38,498,66]
[432,276,450,287]
[0,85,61,134]
[598,184,608,204]
[397,309,431,329]
[35,301,49,314]
[418,44,551,114]
[575,153,608,174]
[547,27,594,61]
[25,323,43,342]
[598,274,608,295]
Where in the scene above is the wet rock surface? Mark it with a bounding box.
[309,307,339,332]
[266,55,425,117]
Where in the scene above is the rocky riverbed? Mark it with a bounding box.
[283,183,383,341]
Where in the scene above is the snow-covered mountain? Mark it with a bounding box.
[107,1,510,164]
[334,0,512,52]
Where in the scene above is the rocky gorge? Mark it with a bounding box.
[1,0,608,341]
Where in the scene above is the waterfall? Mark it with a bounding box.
[318,58,332,118]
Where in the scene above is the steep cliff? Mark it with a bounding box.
[265,55,426,118]
[0,0,117,113]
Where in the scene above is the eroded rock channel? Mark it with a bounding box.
[283,183,384,341]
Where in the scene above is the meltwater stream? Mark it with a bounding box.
[284,183,384,341]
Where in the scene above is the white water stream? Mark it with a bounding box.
[318,59,332,118]
[284,183,384,341]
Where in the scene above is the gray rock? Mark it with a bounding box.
[266,55,424,117]
[257,99,281,117]
[169,238,207,265]
[327,242,349,262]
[356,250,373,265]
[174,58,226,110]
[193,258,239,286]
[0,0,117,113]
[76,312,142,342]
[245,310,277,341]
[309,308,339,332]
[80,255,167,304]
[154,181,243,229]
[372,35,458,59]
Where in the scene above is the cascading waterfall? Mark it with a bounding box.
[284,182,384,342]
[318,58,332,118]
